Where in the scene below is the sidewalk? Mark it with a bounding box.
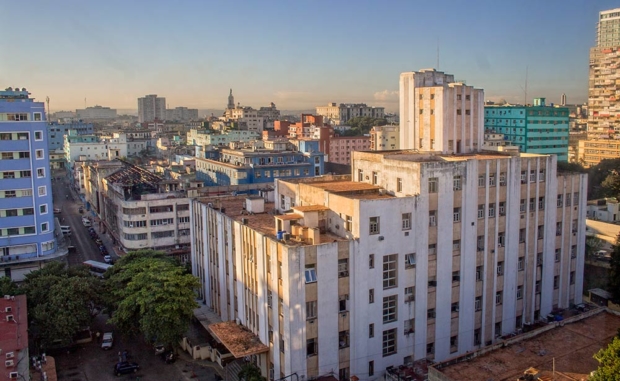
[176,349,225,381]
[88,213,123,260]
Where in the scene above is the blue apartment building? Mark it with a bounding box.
[0,88,66,281]
[484,98,569,161]
[47,121,93,150]
[196,140,325,186]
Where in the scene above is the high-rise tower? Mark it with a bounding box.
[588,8,620,138]
[137,94,166,123]
[227,89,235,110]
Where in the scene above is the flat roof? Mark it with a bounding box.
[207,321,269,358]
[436,310,620,380]
[292,205,330,212]
[276,213,303,221]
[309,180,380,193]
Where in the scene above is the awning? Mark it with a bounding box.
[207,321,269,358]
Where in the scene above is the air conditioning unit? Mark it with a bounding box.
[5,307,11,313]
[3,295,10,300]
[5,360,13,367]
[406,295,414,303]
[9,372,17,379]
[6,315,13,322]
[5,352,14,359]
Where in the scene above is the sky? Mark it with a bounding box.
[1,0,618,113]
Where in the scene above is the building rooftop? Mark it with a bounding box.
[207,321,269,358]
[292,205,330,212]
[0,295,28,379]
[435,310,620,381]
[105,162,163,186]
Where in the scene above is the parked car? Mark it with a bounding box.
[101,332,113,350]
[113,362,139,376]
[154,344,165,355]
[95,239,103,245]
[53,208,62,214]
[104,255,112,264]
[82,218,91,227]
[60,226,72,235]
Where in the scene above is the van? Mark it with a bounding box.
[60,226,72,234]
[101,332,113,350]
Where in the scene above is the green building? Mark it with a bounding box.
[484,98,569,161]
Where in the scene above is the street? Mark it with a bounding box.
[51,172,118,266]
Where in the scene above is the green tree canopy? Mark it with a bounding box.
[22,261,102,347]
[238,363,266,381]
[587,158,620,199]
[105,250,199,347]
[0,277,21,297]
[590,336,620,381]
[343,117,388,135]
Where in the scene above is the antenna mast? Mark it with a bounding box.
[45,96,50,118]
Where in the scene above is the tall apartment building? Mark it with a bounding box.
[328,136,371,165]
[588,8,620,138]
[76,105,117,120]
[399,69,484,153]
[138,94,166,123]
[484,98,570,161]
[370,125,400,150]
[577,139,620,167]
[47,121,93,150]
[190,150,586,381]
[316,103,385,126]
[0,88,66,281]
[166,107,199,121]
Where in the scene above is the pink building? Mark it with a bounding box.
[328,136,371,165]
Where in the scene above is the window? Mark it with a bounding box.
[38,186,46,196]
[521,171,527,184]
[572,219,578,233]
[539,169,545,181]
[368,362,374,377]
[305,300,317,319]
[478,175,485,187]
[571,245,577,258]
[37,168,45,178]
[452,271,460,282]
[372,171,377,185]
[40,204,47,214]
[557,194,563,207]
[304,265,317,283]
[382,295,397,323]
[556,222,562,236]
[498,232,505,246]
[35,149,44,159]
[344,215,352,231]
[518,257,524,271]
[477,235,485,251]
[427,342,435,356]
[40,222,49,232]
[554,276,559,289]
[369,323,374,338]
[565,193,571,206]
[358,169,363,182]
[530,170,536,183]
[428,177,438,193]
[478,204,485,219]
[338,259,349,277]
[402,213,411,230]
[427,308,436,319]
[476,266,483,281]
[450,335,458,353]
[495,291,503,305]
[570,271,575,285]
[555,249,561,262]
[369,254,374,269]
[497,261,504,276]
[517,285,523,299]
[535,281,541,293]
[474,329,482,345]
[428,244,436,255]
[369,216,380,235]
[453,208,461,222]
[404,287,414,302]
[369,289,375,304]
[339,331,349,348]
[538,197,545,210]
[519,228,526,243]
[382,329,397,356]
[495,322,502,337]
[383,254,397,289]
[520,199,526,213]
[34,131,43,140]
[405,253,416,268]
[339,295,348,312]
[488,203,495,218]
[429,210,437,226]
[306,338,317,356]
[529,198,535,211]
[489,173,496,186]
[537,225,544,239]
[453,175,462,191]
[573,192,580,206]
[397,177,402,192]
[499,172,506,186]
[453,240,461,251]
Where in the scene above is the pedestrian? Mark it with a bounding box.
[96,331,101,343]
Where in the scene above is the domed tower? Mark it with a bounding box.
[227,89,235,109]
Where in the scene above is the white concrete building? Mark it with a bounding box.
[187,129,260,148]
[138,94,166,123]
[370,125,400,150]
[586,197,619,222]
[400,69,484,153]
[190,149,587,381]
[76,105,117,120]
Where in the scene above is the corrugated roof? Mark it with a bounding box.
[207,321,269,358]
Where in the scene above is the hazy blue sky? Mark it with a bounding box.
[1,0,617,112]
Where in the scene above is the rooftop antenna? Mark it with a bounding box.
[45,96,50,118]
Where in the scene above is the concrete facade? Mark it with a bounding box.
[316,103,385,125]
[328,136,371,165]
[47,121,93,151]
[138,94,166,123]
[577,138,620,166]
[400,69,484,154]
[76,105,117,120]
[370,125,400,151]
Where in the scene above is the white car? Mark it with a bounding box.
[104,255,112,264]
[101,332,113,350]
[82,218,91,227]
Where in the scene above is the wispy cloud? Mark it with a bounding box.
[373,90,399,102]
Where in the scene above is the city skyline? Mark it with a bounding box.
[1,0,617,112]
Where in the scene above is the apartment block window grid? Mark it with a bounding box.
[383,254,397,289]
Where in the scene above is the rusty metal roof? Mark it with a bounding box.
[207,321,269,358]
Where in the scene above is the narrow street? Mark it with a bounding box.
[51,171,118,267]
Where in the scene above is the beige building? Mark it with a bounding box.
[316,103,385,126]
[370,125,400,150]
[190,149,587,381]
[400,69,484,153]
[588,8,620,138]
[577,139,620,166]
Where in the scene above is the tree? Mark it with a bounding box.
[0,277,21,297]
[608,234,620,303]
[106,250,199,347]
[590,336,620,381]
[587,158,620,199]
[345,117,388,135]
[601,170,620,199]
[586,237,605,258]
[22,261,102,347]
[238,363,266,381]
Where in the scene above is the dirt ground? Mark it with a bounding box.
[439,312,620,381]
